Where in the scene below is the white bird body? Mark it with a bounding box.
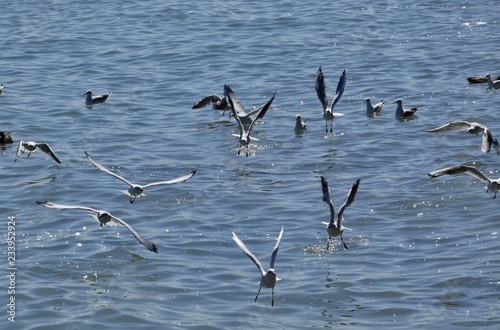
[225,85,276,156]
[15,141,61,163]
[36,201,158,253]
[85,151,196,203]
[486,74,500,90]
[428,165,500,198]
[321,176,360,250]
[84,90,111,106]
[315,67,346,132]
[364,98,385,114]
[394,99,418,117]
[232,226,284,307]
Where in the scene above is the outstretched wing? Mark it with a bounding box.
[36,143,62,164]
[36,200,100,214]
[142,170,196,188]
[321,176,336,226]
[85,151,134,188]
[269,226,284,270]
[232,231,266,276]
[426,121,472,133]
[192,94,222,109]
[315,66,328,111]
[247,92,276,135]
[224,85,248,117]
[15,141,25,161]
[482,128,500,154]
[337,179,361,226]
[428,165,489,182]
[111,215,158,253]
[330,69,346,111]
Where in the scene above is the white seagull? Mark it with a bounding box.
[426,121,499,153]
[321,176,360,250]
[15,141,61,164]
[428,165,500,199]
[394,99,418,118]
[364,98,385,114]
[232,226,284,307]
[295,114,307,130]
[85,151,196,203]
[36,201,158,253]
[486,74,500,90]
[225,85,276,156]
[84,90,111,106]
[315,67,346,132]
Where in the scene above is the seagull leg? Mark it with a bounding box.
[340,234,348,250]
[271,287,275,307]
[130,195,136,203]
[254,285,261,303]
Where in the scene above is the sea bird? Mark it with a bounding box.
[321,176,360,250]
[0,131,13,144]
[192,93,231,114]
[295,114,307,130]
[36,201,158,253]
[486,74,500,90]
[232,226,284,307]
[84,90,111,106]
[15,141,61,163]
[394,99,418,118]
[315,67,346,132]
[364,98,385,114]
[85,151,196,203]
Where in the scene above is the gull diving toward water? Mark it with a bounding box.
[428,165,500,199]
[426,121,499,153]
[321,176,360,250]
[0,132,13,144]
[36,201,158,253]
[224,85,276,156]
[232,226,284,307]
[295,114,307,130]
[15,141,61,164]
[315,67,346,132]
[486,74,500,90]
[364,98,385,114]
[394,99,418,118]
[84,90,111,107]
[85,151,196,203]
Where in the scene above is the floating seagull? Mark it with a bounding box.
[85,151,196,203]
[36,201,158,253]
[225,85,276,156]
[15,141,61,163]
[295,114,307,130]
[232,226,284,307]
[321,176,360,250]
[466,75,500,84]
[364,98,385,114]
[0,131,13,144]
[192,93,231,114]
[394,99,418,118]
[315,67,346,132]
[428,165,500,199]
[486,74,500,90]
[84,90,111,106]
[426,121,499,153]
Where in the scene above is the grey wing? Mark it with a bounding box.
[225,85,245,135]
[315,66,328,111]
[85,151,134,187]
[36,200,100,214]
[36,143,62,164]
[142,170,196,188]
[192,94,222,109]
[330,69,346,110]
[111,215,158,253]
[428,165,489,182]
[15,141,24,160]
[321,176,336,226]
[426,121,471,132]
[247,92,276,134]
[269,226,284,270]
[224,85,247,116]
[337,179,361,224]
[232,231,266,276]
[482,128,500,153]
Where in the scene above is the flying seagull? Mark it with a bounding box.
[15,141,61,164]
[315,67,346,132]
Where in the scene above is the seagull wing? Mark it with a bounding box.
[15,141,25,161]
[330,69,346,111]
[36,143,62,164]
[426,121,472,133]
[337,179,361,227]
[110,215,158,253]
[232,231,266,276]
[224,85,248,117]
[482,128,500,153]
[225,85,246,137]
[315,66,328,111]
[269,226,284,270]
[428,165,489,182]
[247,92,276,135]
[142,170,196,188]
[192,94,222,109]
[85,151,134,188]
[321,176,336,226]
[36,200,101,214]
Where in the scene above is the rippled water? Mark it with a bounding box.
[2,0,500,329]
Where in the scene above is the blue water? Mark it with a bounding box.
[2,0,500,328]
